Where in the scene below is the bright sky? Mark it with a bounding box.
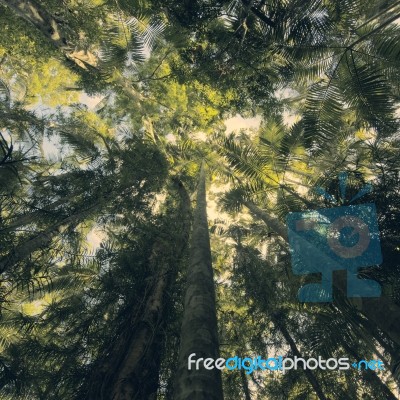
[79,93,104,109]
[40,94,264,251]
[88,114,262,249]
[224,114,261,133]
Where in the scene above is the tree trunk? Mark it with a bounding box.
[109,251,171,400]
[0,203,98,273]
[0,199,66,235]
[243,200,288,240]
[272,316,328,400]
[174,164,223,400]
[87,262,165,400]
[0,0,68,48]
[240,368,252,400]
[243,201,400,350]
[0,0,148,93]
[87,179,192,400]
[342,341,397,400]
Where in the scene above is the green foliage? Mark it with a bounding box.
[0,0,400,398]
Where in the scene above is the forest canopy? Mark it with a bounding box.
[0,0,399,399]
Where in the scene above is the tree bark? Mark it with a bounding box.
[87,179,192,400]
[272,316,328,400]
[110,251,170,400]
[243,200,288,240]
[240,0,275,27]
[174,164,223,400]
[240,368,252,400]
[0,0,68,48]
[243,200,400,350]
[0,203,98,273]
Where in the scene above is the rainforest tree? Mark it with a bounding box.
[0,0,399,399]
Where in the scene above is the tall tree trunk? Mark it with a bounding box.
[109,250,172,400]
[174,164,223,400]
[243,201,400,350]
[240,369,252,400]
[271,315,328,400]
[87,179,192,400]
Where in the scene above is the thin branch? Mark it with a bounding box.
[349,12,400,50]
[131,48,173,82]
[241,0,275,27]
[354,1,400,31]
[0,144,13,165]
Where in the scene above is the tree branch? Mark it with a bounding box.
[0,0,69,48]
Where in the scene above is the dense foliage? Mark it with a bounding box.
[0,0,399,399]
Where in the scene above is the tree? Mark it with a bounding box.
[174,164,223,400]
[215,125,400,350]
[86,178,192,400]
[1,0,400,398]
